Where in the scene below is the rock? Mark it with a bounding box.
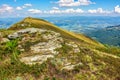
[0,33,2,37]
[8,28,46,39]
[0,33,9,43]
[31,41,62,54]
[19,49,25,52]
[65,63,72,66]
[8,33,19,39]
[21,24,25,27]
[0,33,2,42]
[0,32,9,43]
[42,31,61,40]
[61,63,83,71]
[30,29,63,54]
[20,54,54,65]
[66,42,80,53]
[1,38,10,43]
[17,28,45,34]
[62,65,75,71]
[15,77,23,80]
[8,28,64,55]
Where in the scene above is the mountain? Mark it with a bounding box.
[106,25,120,30]
[87,25,120,46]
[0,17,120,80]
[8,17,103,47]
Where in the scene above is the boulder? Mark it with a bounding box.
[8,28,46,39]
[62,65,75,71]
[1,38,10,43]
[20,54,54,65]
[0,33,10,43]
[66,42,80,53]
[31,41,62,54]
[8,33,19,39]
[61,63,83,71]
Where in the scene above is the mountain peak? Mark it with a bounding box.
[23,16,33,20]
[0,17,120,80]
[8,17,103,47]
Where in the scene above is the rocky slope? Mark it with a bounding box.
[0,17,120,80]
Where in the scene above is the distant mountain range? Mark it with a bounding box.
[0,18,22,28]
[106,25,120,30]
[86,25,120,46]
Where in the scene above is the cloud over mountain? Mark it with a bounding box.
[44,8,84,14]
[28,9,42,14]
[88,8,111,14]
[57,0,95,7]
[0,0,120,17]
[0,4,13,14]
[16,4,32,11]
[115,5,120,13]
[16,7,22,10]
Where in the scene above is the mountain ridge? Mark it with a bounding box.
[8,17,104,47]
[0,17,120,80]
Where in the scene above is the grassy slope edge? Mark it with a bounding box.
[8,17,104,47]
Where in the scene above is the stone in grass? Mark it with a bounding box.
[61,62,83,71]
[0,38,10,43]
[20,54,54,65]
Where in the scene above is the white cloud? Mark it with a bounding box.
[115,5,120,13]
[28,9,42,14]
[45,8,84,14]
[49,9,61,14]
[24,4,32,7]
[16,4,32,11]
[75,8,84,13]
[22,4,32,8]
[16,7,22,10]
[0,4,13,14]
[88,9,98,13]
[58,0,95,7]
[52,7,59,10]
[63,8,84,13]
[88,8,111,14]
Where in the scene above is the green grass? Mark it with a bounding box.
[0,29,14,37]
[5,39,18,53]
[0,41,120,80]
[96,44,120,57]
[0,62,47,80]
[0,17,120,80]
[8,17,104,47]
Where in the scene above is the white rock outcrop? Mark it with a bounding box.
[66,42,80,53]
[61,63,83,71]
[8,28,46,39]
[8,28,80,65]
[20,55,54,65]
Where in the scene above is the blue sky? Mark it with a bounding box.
[0,0,120,17]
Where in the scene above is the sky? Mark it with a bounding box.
[0,0,120,17]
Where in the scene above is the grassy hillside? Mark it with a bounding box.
[9,17,103,47]
[86,25,120,46]
[0,17,120,80]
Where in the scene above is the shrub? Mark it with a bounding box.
[5,39,18,53]
[5,39,20,62]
